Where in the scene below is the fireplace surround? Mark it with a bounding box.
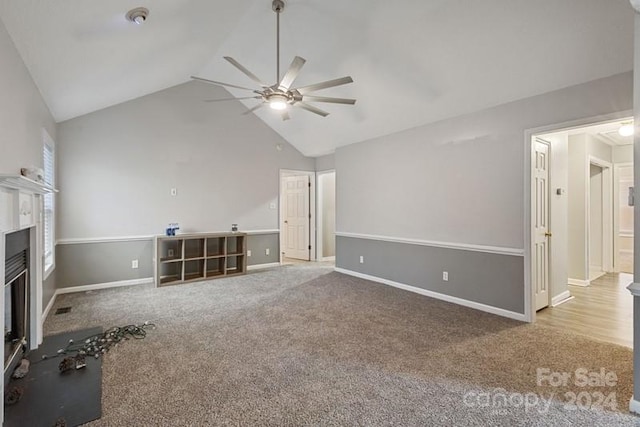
[4,228,29,385]
[0,174,56,420]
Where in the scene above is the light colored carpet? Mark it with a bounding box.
[45,264,638,426]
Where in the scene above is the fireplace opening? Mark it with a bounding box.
[4,229,29,385]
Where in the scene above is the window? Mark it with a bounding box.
[43,130,55,277]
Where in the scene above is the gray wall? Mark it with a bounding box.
[337,236,524,313]
[56,233,280,288]
[336,72,632,314]
[568,134,588,280]
[57,81,314,240]
[320,172,336,258]
[0,18,57,310]
[55,81,314,287]
[315,154,335,171]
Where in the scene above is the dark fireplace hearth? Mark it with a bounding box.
[4,229,29,385]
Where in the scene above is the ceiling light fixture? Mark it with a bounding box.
[619,122,634,137]
[126,7,149,25]
[269,94,289,110]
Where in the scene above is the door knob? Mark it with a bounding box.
[545,232,552,237]
[284,220,288,224]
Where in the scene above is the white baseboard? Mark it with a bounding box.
[321,256,336,262]
[247,262,281,271]
[568,278,590,287]
[629,397,640,414]
[334,267,526,322]
[56,277,153,295]
[551,290,573,307]
[42,293,57,323]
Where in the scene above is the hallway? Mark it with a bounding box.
[536,273,633,348]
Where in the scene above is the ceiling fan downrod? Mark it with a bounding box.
[273,0,285,84]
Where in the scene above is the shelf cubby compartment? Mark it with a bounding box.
[184,238,205,260]
[226,235,245,256]
[206,237,225,257]
[184,259,205,282]
[226,255,245,275]
[160,239,182,262]
[155,233,247,287]
[159,261,183,286]
[206,257,225,278]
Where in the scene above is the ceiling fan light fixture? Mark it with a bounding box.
[269,94,289,110]
[619,123,634,137]
[126,7,149,25]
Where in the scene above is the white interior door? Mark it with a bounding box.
[283,175,310,260]
[533,138,550,311]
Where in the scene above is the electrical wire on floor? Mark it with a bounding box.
[34,322,157,372]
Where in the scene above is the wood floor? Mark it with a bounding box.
[536,273,634,348]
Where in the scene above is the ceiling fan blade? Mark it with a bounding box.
[191,76,258,92]
[204,96,262,103]
[303,95,356,105]
[242,103,265,115]
[279,56,306,90]
[295,76,354,95]
[224,57,269,88]
[295,102,330,117]
[280,111,291,121]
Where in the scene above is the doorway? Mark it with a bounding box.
[279,170,315,263]
[316,170,336,262]
[529,116,634,345]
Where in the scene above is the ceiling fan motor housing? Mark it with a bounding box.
[272,0,285,13]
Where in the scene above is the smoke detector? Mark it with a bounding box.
[126,7,149,25]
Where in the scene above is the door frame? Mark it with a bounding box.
[586,156,613,278]
[316,169,336,262]
[524,110,633,323]
[279,169,316,263]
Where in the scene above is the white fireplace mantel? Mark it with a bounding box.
[0,173,58,415]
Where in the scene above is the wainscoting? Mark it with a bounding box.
[335,234,525,320]
[55,231,280,289]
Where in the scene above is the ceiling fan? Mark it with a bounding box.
[191,0,355,120]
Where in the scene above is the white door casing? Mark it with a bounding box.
[533,138,551,311]
[283,175,310,260]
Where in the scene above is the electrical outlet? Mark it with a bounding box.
[265,248,270,256]
[442,271,449,281]
[247,250,252,257]
[359,255,364,264]
[132,259,139,269]
[170,188,177,196]
[168,249,174,258]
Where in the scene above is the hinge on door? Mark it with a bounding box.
[308,245,311,250]
[309,213,311,219]
[308,182,311,187]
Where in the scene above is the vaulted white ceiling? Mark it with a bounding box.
[0,0,634,157]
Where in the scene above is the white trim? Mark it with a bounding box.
[334,267,527,322]
[56,277,152,294]
[57,235,154,245]
[551,290,573,307]
[247,262,281,271]
[629,397,640,415]
[42,292,57,322]
[627,282,640,297]
[335,231,524,257]
[568,278,590,287]
[587,156,614,273]
[57,230,281,245]
[245,229,279,235]
[321,256,336,262]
